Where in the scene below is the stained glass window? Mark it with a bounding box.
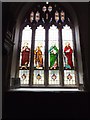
[34,25,45,69]
[35,11,40,23]
[42,6,47,12]
[60,10,65,22]
[48,6,52,12]
[19,70,29,85]
[16,2,80,88]
[30,11,34,23]
[64,70,76,85]
[33,25,45,85]
[62,25,76,85]
[19,25,32,85]
[48,25,60,85]
[49,70,60,85]
[55,11,59,23]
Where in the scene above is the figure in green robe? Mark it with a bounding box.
[49,45,58,69]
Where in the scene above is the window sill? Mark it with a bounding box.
[9,88,84,92]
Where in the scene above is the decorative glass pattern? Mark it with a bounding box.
[48,6,52,12]
[35,11,40,22]
[49,70,60,84]
[19,70,29,85]
[30,11,34,23]
[55,11,59,23]
[64,70,76,85]
[60,10,65,22]
[28,4,69,24]
[42,6,47,12]
[34,25,45,69]
[33,70,44,84]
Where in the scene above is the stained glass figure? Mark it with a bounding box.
[19,70,29,85]
[19,25,32,69]
[55,11,59,23]
[64,70,76,85]
[30,11,34,23]
[60,10,65,22]
[34,46,43,69]
[35,11,40,22]
[62,25,74,69]
[48,6,52,12]
[33,70,44,84]
[49,25,59,70]
[64,42,73,69]
[34,25,45,69]
[21,42,30,69]
[49,70,60,84]
[49,45,59,69]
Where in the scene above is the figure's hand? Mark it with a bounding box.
[26,48,29,51]
[66,49,70,52]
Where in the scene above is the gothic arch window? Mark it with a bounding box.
[10,2,84,90]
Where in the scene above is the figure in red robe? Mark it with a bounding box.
[64,42,73,69]
[21,43,30,68]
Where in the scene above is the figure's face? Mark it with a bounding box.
[68,43,70,47]
[66,42,70,47]
[24,42,28,48]
[51,49,57,54]
[38,47,40,50]
[25,46,28,49]
[37,46,41,50]
[51,49,54,53]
